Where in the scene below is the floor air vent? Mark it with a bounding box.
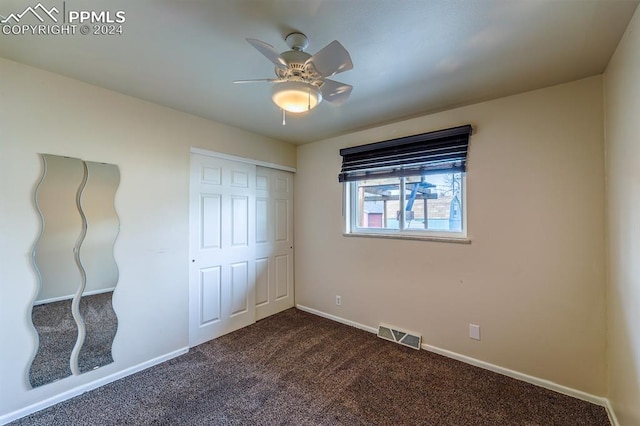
[377,324,421,350]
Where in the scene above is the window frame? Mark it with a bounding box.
[344,172,469,242]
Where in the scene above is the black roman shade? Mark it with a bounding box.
[338,124,473,182]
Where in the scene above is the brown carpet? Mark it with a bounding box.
[12,308,610,425]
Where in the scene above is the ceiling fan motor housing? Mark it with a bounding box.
[276,50,322,85]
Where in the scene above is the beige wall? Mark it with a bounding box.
[0,58,296,419]
[295,76,607,395]
[604,6,640,425]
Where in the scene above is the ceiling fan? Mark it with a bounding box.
[234,32,353,122]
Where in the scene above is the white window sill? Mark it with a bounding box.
[343,232,471,244]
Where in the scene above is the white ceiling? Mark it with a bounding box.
[1,0,638,144]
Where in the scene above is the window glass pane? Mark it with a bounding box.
[355,178,401,230]
[403,173,463,232]
[350,173,465,236]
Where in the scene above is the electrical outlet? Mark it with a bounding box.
[469,324,481,340]
[336,295,342,306]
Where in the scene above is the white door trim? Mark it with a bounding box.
[190,147,297,173]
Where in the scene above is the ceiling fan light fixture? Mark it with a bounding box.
[271,81,322,113]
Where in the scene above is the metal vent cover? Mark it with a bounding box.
[377,324,421,350]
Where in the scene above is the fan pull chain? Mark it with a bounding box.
[282,109,286,126]
[308,87,311,111]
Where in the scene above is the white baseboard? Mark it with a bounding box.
[0,347,189,425]
[296,304,378,334]
[296,304,616,421]
[421,343,608,406]
[604,399,620,426]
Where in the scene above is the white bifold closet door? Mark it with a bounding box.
[189,154,293,347]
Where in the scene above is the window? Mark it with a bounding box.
[340,125,471,241]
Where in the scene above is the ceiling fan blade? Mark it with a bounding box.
[233,78,283,84]
[321,79,353,105]
[305,40,353,77]
[246,39,287,69]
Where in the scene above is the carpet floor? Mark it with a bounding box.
[12,308,610,425]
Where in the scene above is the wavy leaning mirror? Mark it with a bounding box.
[76,161,120,374]
[30,154,120,388]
